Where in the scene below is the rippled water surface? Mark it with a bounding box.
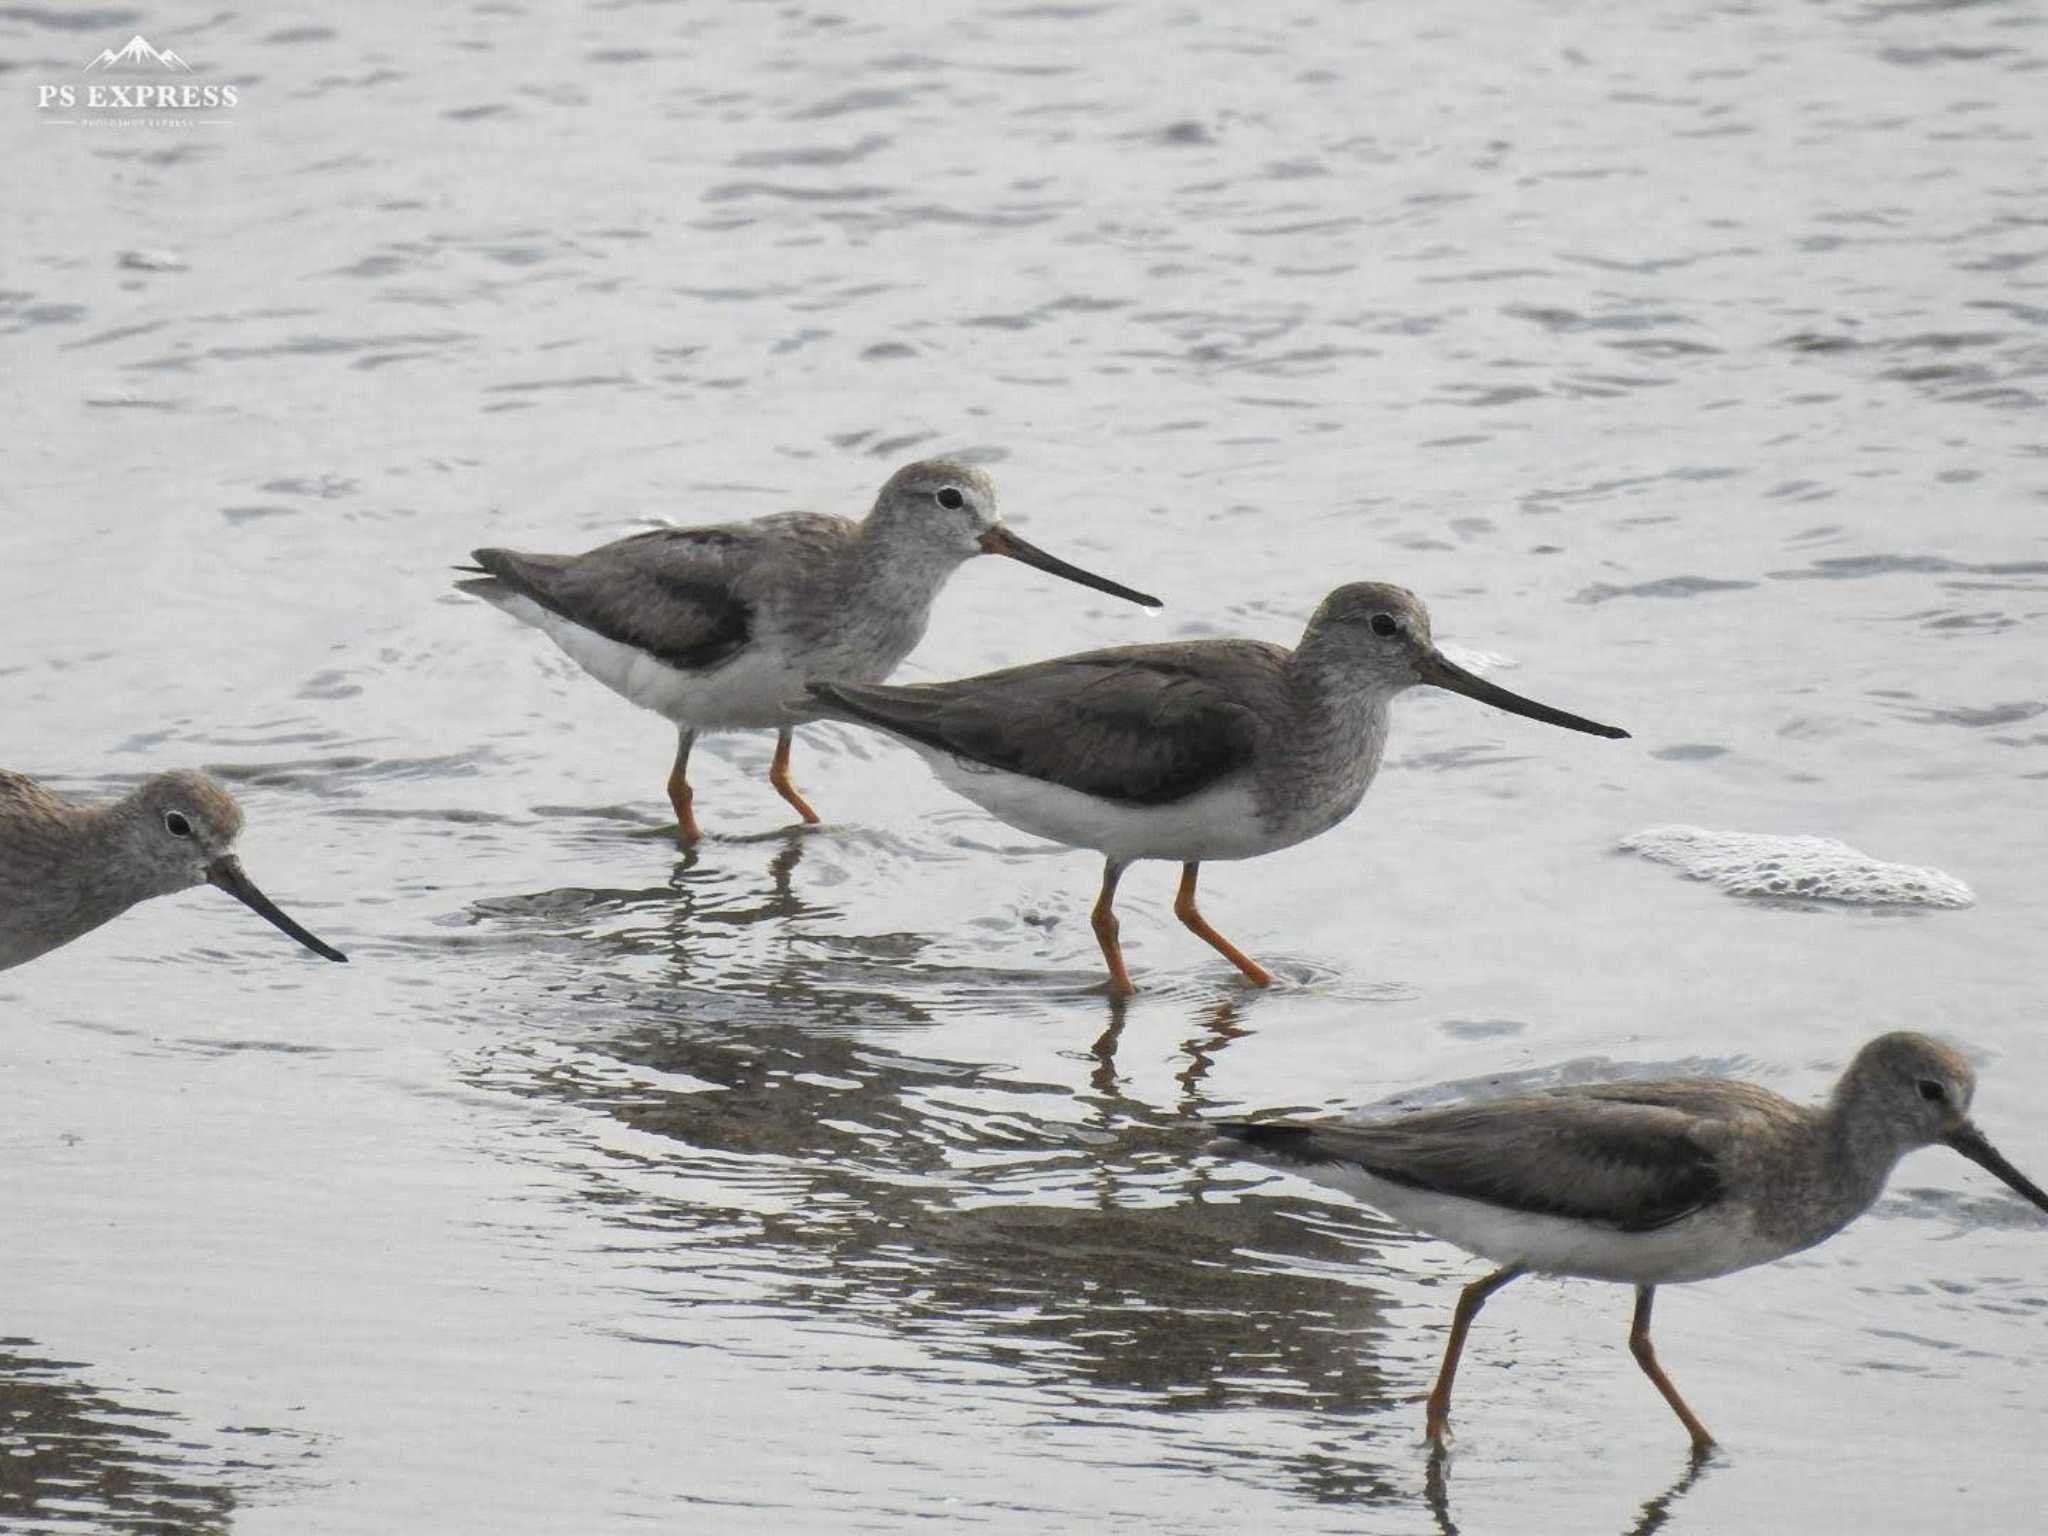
[4,1,2046,1531]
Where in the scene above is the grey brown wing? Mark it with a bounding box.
[810,645,1270,806]
[460,525,757,673]
[1219,1091,1727,1233]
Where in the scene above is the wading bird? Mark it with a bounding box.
[1215,1032,2048,1452]
[460,460,1159,840]
[0,769,346,970]
[811,582,1624,994]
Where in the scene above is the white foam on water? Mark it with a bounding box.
[1618,825,1976,908]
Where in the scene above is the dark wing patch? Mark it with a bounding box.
[467,530,753,674]
[811,645,1268,806]
[1214,1122,1323,1158]
[1220,1096,1727,1234]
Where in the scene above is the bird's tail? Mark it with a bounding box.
[803,679,868,721]
[801,679,924,730]
[454,549,519,601]
[1207,1121,1324,1163]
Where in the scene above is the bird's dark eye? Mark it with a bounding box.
[935,487,965,511]
[1917,1079,1945,1103]
[1369,613,1400,638]
[163,811,193,838]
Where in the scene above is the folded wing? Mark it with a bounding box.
[1220,1087,1729,1233]
[811,643,1277,806]
[459,522,793,674]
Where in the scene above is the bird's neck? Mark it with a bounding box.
[1817,1092,1913,1225]
[844,519,971,603]
[1283,643,1393,752]
[1268,645,1394,821]
[41,805,155,951]
[829,520,970,660]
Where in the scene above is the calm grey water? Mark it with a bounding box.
[3,1,2046,1531]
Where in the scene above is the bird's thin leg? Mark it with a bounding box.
[1425,1265,1524,1446]
[1629,1286,1716,1454]
[768,727,821,825]
[1091,857,1136,998]
[667,729,702,843]
[1172,862,1274,987]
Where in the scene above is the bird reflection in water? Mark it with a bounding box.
[461,826,1452,1494]
[1085,989,1260,1103]
[460,972,1413,1434]
[0,1341,255,1532]
[469,822,832,990]
[1425,1440,1714,1536]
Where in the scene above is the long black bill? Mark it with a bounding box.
[978,525,1162,608]
[1945,1122,2048,1214]
[1417,649,1629,740]
[206,855,349,963]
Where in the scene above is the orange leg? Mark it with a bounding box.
[667,730,703,843]
[1173,862,1273,987]
[1629,1286,1716,1454]
[1425,1265,1523,1445]
[769,727,821,825]
[1091,857,1136,998]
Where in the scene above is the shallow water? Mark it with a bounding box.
[3,0,2046,1531]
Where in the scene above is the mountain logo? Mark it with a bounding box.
[83,36,194,72]
[34,35,236,124]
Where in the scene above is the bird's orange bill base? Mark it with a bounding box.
[978,525,1162,609]
[1418,650,1629,740]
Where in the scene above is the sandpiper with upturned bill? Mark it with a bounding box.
[1215,1032,2048,1453]
[459,460,1160,841]
[809,581,1626,995]
[0,768,347,970]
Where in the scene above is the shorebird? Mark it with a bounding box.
[808,581,1625,995]
[0,769,347,970]
[1215,1032,2048,1452]
[458,459,1159,840]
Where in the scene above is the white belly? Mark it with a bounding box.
[1305,1165,1776,1285]
[488,592,801,730]
[920,749,1280,864]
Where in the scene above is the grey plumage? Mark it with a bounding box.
[459,459,1159,838]
[809,582,1627,994]
[812,581,1626,852]
[462,522,769,674]
[812,641,1279,808]
[1223,1083,1731,1235]
[0,769,345,970]
[460,510,884,691]
[1215,1032,2048,1450]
